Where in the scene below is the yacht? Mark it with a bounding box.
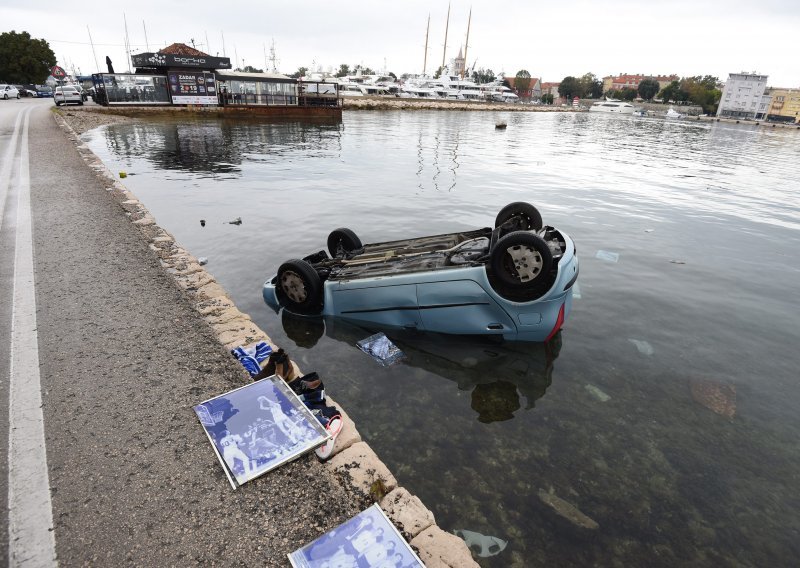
[665,107,682,119]
[589,98,635,114]
[399,76,441,99]
[482,84,520,103]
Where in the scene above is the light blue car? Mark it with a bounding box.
[263,203,578,342]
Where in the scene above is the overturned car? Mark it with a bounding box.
[263,202,579,342]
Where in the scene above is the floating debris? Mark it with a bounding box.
[198,257,208,266]
[584,384,610,402]
[670,259,686,264]
[690,379,736,418]
[119,171,127,178]
[629,339,654,356]
[495,122,507,130]
[644,229,655,233]
[200,219,206,227]
[538,489,599,530]
[356,332,405,367]
[595,250,620,263]
[453,529,508,558]
[228,217,242,225]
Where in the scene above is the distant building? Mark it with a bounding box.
[716,72,770,120]
[540,81,561,102]
[505,76,542,99]
[452,47,466,79]
[602,73,679,94]
[765,88,800,123]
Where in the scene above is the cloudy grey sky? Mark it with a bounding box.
[2,0,798,86]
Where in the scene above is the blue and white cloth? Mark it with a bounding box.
[231,342,273,377]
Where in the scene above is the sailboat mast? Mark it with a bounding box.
[442,2,450,73]
[143,20,150,51]
[423,14,430,76]
[123,13,132,72]
[462,7,471,79]
[87,26,99,72]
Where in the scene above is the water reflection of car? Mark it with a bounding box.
[263,202,579,342]
[279,312,562,423]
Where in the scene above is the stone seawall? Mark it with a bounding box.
[52,107,478,568]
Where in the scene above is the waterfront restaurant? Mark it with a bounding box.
[90,43,340,115]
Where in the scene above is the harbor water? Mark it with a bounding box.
[85,111,800,567]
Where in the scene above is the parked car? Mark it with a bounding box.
[70,84,88,101]
[1,84,20,99]
[35,85,53,97]
[263,202,579,342]
[53,86,84,106]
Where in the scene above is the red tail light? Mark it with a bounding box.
[545,303,565,342]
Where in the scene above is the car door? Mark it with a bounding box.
[331,282,422,330]
[417,280,516,335]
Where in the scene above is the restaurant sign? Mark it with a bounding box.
[168,71,218,105]
[132,52,232,70]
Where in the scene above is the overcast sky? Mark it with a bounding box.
[2,0,798,86]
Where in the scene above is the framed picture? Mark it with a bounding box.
[193,375,330,489]
[289,503,425,568]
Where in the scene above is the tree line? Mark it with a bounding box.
[557,73,722,113]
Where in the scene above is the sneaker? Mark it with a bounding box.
[315,416,343,460]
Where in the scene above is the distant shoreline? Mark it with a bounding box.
[342,96,577,112]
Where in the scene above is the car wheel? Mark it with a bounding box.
[79,100,84,106]
[16,94,20,99]
[495,202,543,232]
[2,94,7,100]
[490,231,553,290]
[327,228,362,257]
[276,259,323,314]
[55,101,61,106]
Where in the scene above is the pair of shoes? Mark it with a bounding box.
[315,415,343,460]
[289,372,325,404]
[255,348,294,381]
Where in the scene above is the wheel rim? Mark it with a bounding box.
[505,244,543,282]
[280,270,308,303]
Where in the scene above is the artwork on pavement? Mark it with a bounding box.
[289,503,425,568]
[193,375,329,488]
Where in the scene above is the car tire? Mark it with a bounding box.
[327,228,362,257]
[490,231,553,290]
[495,202,543,232]
[55,101,61,106]
[2,94,7,100]
[79,100,84,106]
[276,259,323,314]
[16,94,20,99]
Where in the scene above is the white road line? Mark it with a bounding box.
[7,107,58,567]
[0,109,25,233]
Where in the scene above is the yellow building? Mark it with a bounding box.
[767,88,800,123]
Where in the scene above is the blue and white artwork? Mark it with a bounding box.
[289,503,425,568]
[193,375,330,488]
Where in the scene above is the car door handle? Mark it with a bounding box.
[487,323,504,330]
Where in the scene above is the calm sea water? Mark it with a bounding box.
[85,111,800,567]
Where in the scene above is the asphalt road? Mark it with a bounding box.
[0,98,365,566]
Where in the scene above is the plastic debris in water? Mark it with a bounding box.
[119,171,127,178]
[200,219,206,227]
[198,257,208,266]
[356,332,405,367]
[228,217,242,225]
[644,229,655,233]
[628,339,654,356]
[453,529,508,558]
[585,384,610,402]
[670,259,686,264]
[595,250,620,263]
[538,489,599,530]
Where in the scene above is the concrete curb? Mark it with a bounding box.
[51,109,478,568]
